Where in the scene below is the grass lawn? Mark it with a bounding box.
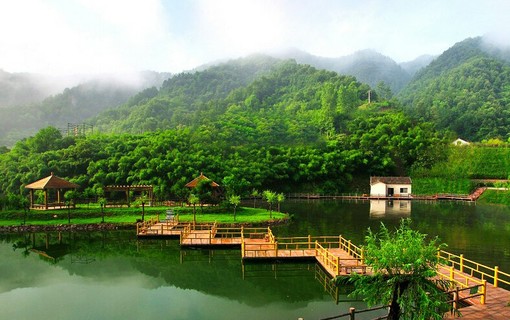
[0,204,287,226]
[173,206,287,224]
[412,178,475,195]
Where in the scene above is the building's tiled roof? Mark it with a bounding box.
[185,173,220,188]
[25,173,79,190]
[370,176,412,185]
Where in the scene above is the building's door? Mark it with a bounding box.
[387,188,394,197]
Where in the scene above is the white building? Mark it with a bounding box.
[370,176,412,197]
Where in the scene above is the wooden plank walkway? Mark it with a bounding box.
[436,264,510,319]
[445,284,510,319]
[137,221,510,317]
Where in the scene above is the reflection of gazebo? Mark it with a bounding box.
[103,185,154,207]
[25,172,79,210]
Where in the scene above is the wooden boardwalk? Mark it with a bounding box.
[137,219,510,318]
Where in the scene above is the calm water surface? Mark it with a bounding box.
[1,200,509,320]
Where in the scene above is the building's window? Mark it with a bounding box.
[400,188,408,193]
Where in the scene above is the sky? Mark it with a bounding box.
[1,0,509,75]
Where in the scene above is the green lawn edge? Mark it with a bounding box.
[0,205,289,227]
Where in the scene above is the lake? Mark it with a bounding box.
[1,200,509,320]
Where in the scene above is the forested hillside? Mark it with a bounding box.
[399,37,510,141]
[0,59,446,203]
[0,72,170,146]
[90,55,283,133]
[4,37,510,205]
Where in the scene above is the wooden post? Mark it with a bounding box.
[275,241,278,258]
[349,307,356,320]
[308,235,311,249]
[494,266,499,287]
[29,189,34,209]
[337,256,340,275]
[460,254,464,273]
[453,287,459,311]
[481,280,487,304]
[450,266,454,281]
[348,240,352,256]
[241,241,245,258]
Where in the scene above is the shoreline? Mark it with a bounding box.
[0,222,133,233]
[0,216,290,234]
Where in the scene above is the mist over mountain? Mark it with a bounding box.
[0,70,71,107]
[399,55,436,76]
[273,48,414,93]
[0,71,170,146]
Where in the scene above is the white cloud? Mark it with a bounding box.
[1,0,510,74]
[196,0,286,57]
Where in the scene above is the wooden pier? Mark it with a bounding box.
[137,217,510,318]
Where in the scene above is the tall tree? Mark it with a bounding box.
[276,193,285,212]
[342,219,452,320]
[188,193,199,225]
[262,190,276,219]
[228,194,241,221]
[250,189,259,208]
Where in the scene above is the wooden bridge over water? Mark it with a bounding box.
[137,216,510,319]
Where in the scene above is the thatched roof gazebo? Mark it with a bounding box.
[185,173,222,202]
[185,173,220,188]
[25,172,79,210]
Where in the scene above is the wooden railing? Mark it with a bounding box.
[436,265,487,304]
[136,215,181,236]
[315,241,341,275]
[446,284,486,310]
[319,305,389,320]
[338,235,363,260]
[135,216,159,234]
[438,250,510,288]
[179,222,218,245]
[215,227,243,239]
[243,227,274,241]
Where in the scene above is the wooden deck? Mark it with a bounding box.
[137,220,510,317]
[447,285,510,319]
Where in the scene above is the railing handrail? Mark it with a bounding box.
[438,250,510,287]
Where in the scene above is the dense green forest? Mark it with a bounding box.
[2,36,510,208]
[399,37,510,141]
[0,59,446,206]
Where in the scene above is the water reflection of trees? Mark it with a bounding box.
[1,231,338,307]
